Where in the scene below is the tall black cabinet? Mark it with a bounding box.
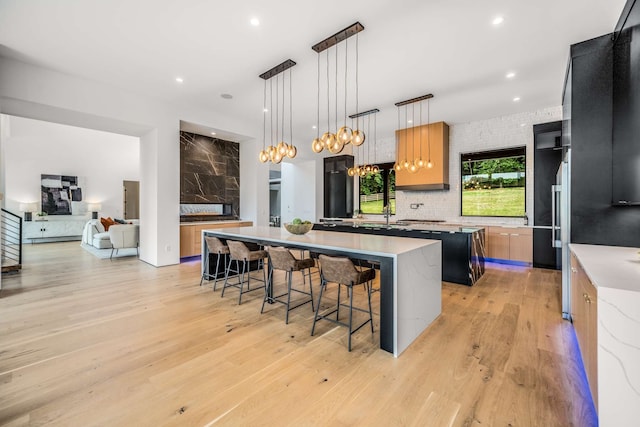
[564,30,640,247]
[533,121,562,269]
[323,155,354,218]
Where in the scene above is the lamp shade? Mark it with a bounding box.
[19,202,38,212]
[87,203,102,212]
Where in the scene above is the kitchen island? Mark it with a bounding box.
[202,226,442,357]
[314,222,485,285]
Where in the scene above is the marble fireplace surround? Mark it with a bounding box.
[180,131,240,217]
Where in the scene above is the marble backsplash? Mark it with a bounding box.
[180,131,240,217]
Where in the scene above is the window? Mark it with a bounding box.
[358,163,396,215]
[461,147,526,217]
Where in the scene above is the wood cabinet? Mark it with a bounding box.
[486,226,532,263]
[570,251,598,411]
[180,221,252,258]
[395,121,449,190]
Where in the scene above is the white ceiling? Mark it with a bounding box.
[0,0,626,156]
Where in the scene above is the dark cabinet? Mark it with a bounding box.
[313,223,484,286]
[564,33,640,247]
[533,121,562,269]
[612,3,640,205]
[323,155,354,218]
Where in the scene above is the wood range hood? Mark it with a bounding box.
[395,121,450,191]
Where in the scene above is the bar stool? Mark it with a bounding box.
[199,236,230,290]
[222,240,268,304]
[311,255,376,351]
[261,246,315,324]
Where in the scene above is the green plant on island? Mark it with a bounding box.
[291,217,311,225]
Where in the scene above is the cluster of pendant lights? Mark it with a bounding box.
[258,60,298,164]
[311,22,365,155]
[347,109,379,176]
[394,94,434,173]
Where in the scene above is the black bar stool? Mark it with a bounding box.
[222,240,267,304]
[311,255,376,351]
[199,236,230,290]
[262,246,315,324]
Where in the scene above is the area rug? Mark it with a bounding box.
[80,243,139,259]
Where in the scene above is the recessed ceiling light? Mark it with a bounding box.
[520,123,526,127]
[263,108,269,112]
[492,16,504,26]
[250,18,260,26]
[211,132,216,136]
[407,120,413,124]
[175,77,184,83]
[312,125,317,129]
[221,93,233,99]
[506,72,516,79]
[513,97,521,102]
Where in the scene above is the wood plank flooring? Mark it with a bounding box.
[0,242,596,426]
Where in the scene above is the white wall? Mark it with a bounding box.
[4,116,139,219]
[0,57,262,266]
[354,106,562,225]
[281,160,317,224]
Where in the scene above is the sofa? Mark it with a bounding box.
[82,219,139,249]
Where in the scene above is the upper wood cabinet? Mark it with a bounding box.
[395,121,449,190]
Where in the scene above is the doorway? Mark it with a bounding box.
[123,180,140,220]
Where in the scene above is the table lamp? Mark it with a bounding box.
[88,203,102,220]
[19,202,38,221]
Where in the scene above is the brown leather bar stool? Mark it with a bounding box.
[261,246,315,324]
[222,240,268,304]
[311,255,376,351]
[199,236,230,290]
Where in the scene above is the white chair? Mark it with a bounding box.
[108,224,139,259]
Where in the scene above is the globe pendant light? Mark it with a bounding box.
[310,22,365,156]
[337,37,353,145]
[258,59,297,164]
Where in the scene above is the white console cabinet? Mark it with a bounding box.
[23,219,87,243]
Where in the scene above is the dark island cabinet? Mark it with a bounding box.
[313,223,485,286]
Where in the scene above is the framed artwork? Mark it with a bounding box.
[41,174,83,215]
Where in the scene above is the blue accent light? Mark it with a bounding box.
[568,324,598,420]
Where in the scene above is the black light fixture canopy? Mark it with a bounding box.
[395,93,433,107]
[349,108,380,119]
[259,59,296,80]
[311,22,364,53]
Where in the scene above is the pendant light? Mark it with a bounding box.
[371,112,379,174]
[312,54,324,153]
[311,22,365,155]
[336,37,352,145]
[258,59,297,164]
[426,97,433,168]
[402,105,410,170]
[394,93,434,171]
[415,101,426,168]
[348,108,379,176]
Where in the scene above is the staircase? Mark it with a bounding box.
[1,208,22,273]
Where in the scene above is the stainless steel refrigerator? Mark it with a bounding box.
[553,149,571,319]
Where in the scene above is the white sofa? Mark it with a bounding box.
[81,219,139,249]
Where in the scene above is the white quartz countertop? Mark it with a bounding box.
[180,220,250,226]
[569,243,640,293]
[202,225,439,257]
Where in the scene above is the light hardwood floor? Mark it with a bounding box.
[0,242,596,426]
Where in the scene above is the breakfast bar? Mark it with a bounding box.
[202,226,442,357]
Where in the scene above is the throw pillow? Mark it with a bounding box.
[100,217,117,231]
